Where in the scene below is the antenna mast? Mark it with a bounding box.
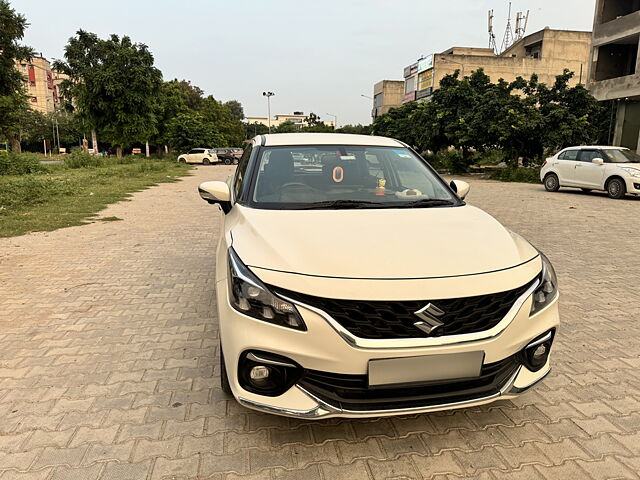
[500,1,514,53]
[515,10,530,40]
[488,10,498,54]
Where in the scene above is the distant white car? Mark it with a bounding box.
[540,146,640,199]
[177,148,218,165]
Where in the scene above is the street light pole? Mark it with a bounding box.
[360,94,373,100]
[326,113,338,129]
[262,91,275,133]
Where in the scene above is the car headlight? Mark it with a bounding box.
[228,248,306,331]
[620,167,640,178]
[530,252,558,315]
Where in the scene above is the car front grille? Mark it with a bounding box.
[274,277,537,339]
[298,355,520,411]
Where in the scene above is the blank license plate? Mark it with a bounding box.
[368,351,484,388]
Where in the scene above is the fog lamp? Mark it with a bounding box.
[520,329,555,372]
[250,365,270,381]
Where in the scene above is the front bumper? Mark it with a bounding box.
[216,274,559,419]
[624,177,640,194]
[238,363,551,419]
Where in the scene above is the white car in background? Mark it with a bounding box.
[541,146,640,199]
[177,148,218,165]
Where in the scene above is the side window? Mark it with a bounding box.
[578,150,600,163]
[187,149,196,155]
[559,150,579,160]
[233,144,253,200]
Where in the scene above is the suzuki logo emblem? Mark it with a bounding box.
[413,303,445,334]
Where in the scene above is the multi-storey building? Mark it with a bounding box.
[16,55,66,114]
[246,112,336,130]
[587,0,640,152]
[371,28,592,118]
[372,80,405,119]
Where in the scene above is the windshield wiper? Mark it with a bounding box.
[297,200,384,210]
[398,199,456,208]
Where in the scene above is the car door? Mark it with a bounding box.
[556,149,580,186]
[575,149,606,188]
[194,149,207,163]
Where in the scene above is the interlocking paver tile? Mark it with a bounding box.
[1,170,640,478]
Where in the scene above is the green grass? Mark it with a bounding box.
[0,156,190,238]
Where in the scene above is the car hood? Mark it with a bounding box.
[229,204,538,280]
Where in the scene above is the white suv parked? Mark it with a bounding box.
[198,133,559,419]
[541,146,640,199]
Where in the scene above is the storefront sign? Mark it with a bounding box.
[417,54,434,73]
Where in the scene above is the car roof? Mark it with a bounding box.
[563,145,629,150]
[257,133,405,147]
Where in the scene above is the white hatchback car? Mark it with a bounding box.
[540,146,640,199]
[198,133,559,419]
[177,148,218,165]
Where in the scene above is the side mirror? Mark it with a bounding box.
[198,181,232,213]
[592,158,604,165]
[450,180,470,200]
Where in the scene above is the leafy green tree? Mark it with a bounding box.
[166,112,223,151]
[54,31,163,157]
[224,100,244,121]
[245,122,269,138]
[336,124,372,135]
[275,121,297,133]
[0,0,35,153]
[373,68,610,169]
[200,96,244,146]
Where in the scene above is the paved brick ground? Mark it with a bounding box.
[1,166,639,480]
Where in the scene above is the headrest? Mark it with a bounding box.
[266,150,293,176]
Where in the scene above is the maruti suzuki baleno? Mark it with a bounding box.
[198,133,559,419]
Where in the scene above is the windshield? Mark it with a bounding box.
[603,149,640,164]
[249,145,459,209]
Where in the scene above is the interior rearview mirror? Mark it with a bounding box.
[198,181,232,213]
[592,158,604,165]
[450,180,470,200]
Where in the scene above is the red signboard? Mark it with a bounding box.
[28,66,36,84]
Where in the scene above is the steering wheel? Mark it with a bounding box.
[280,182,311,191]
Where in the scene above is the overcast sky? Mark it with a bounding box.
[16,0,596,125]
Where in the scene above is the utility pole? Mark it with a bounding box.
[326,113,338,129]
[262,92,275,133]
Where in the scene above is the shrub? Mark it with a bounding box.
[0,152,46,175]
[0,175,77,211]
[489,167,541,184]
[425,150,473,174]
[64,151,105,168]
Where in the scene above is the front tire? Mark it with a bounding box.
[223,158,232,165]
[220,344,232,395]
[203,158,211,165]
[607,178,626,199]
[544,173,560,192]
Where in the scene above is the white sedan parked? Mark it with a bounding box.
[540,146,640,199]
[177,148,219,165]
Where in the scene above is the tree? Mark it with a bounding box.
[54,31,163,157]
[224,100,244,121]
[336,124,372,135]
[166,112,223,151]
[275,121,297,133]
[245,122,269,138]
[0,0,35,153]
[373,68,610,168]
